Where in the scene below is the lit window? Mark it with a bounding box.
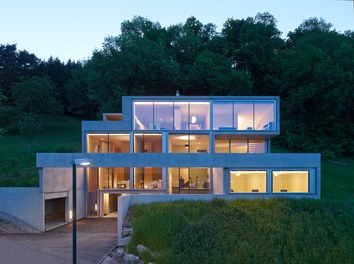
[272,171,308,193]
[230,171,266,193]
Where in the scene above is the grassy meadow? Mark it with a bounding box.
[0,116,81,186]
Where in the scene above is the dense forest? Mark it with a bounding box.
[0,13,353,158]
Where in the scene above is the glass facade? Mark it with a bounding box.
[272,171,309,193]
[169,167,210,194]
[230,171,267,193]
[169,134,210,153]
[134,134,162,153]
[213,100,276,131]
[215,137,266,153]
[134,101,211,130]
[87,134,130,153]
[134,167,162,189]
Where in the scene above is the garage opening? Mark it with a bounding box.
[45,198,66,230]
[103,193,120,217]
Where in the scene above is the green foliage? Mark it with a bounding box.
[129,199,354,264]
[12,76,63,115]
[18,113,43,139]
[1,14,354,156]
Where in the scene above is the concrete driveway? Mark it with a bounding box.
[0,218,117,264]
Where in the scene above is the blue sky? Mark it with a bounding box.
[1,0,353,61]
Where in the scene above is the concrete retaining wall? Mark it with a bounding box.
[0,187,44,231]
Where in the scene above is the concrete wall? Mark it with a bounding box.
[0,188,44,231]
[37,153,321,169]
[43,167,86,220]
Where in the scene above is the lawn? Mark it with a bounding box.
[128,199,354,264]
[0,116,82,186]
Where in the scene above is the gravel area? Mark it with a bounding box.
[0,210,39,233]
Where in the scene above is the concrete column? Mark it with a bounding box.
[162,167,167,192]
[223,168,230,194]
[209,167,213,194]
[266,169,272,193]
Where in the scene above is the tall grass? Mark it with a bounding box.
[128,199,354,264]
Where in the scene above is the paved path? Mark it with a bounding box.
[0,218,117,264]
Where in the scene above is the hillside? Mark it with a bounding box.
[128,199,354,264]
[0,116,81,187]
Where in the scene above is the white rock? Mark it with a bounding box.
[137,244,153,256]
[124,253,139,264]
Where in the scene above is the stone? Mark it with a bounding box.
[119,235,131,247]
[115,247,125,257]
[123,253,139,264]
[122,227,132,237]
[137,244,153,256]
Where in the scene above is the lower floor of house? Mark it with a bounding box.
[86,166,318,217]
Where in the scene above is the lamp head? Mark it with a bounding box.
[72,158,91,166]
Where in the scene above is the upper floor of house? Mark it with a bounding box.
[83,95,280,134]
[81,96,280,155]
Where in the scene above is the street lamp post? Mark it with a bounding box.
[72,158,91,264]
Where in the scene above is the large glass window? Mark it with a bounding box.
[174,102,189,130]
[154,102,174,130]
[169,167,210,194]
[230,171,266,193]
[272,171,308,193]
[255,101,275,130]
[215,136,266,153]
[248,140,266,153]
[134,167,162,190]
[213,102,234,130]
[234,101,254,130]
[212,100,276,131]
[134,102,153,130]
[134,134,162,153]
[189,102,210,130]
[133,101,210,130]
[230,140,248,153]
[87,134,130,153]
[169,134,209,153]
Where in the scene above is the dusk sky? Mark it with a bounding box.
[1,0,353,61]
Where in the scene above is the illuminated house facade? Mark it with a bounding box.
[34,95,320,227]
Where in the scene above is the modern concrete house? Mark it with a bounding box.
[1,95,321,231]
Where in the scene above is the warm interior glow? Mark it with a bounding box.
[69,210,72,220]
[272,171,308,193]
[230,171,266,193]
[94,203,98,211]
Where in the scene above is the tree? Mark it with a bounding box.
[18,113,43,152]
[0,44,39,103]
[12,76,63,115]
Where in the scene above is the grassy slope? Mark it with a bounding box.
[0,116,81,186]
[129,199,354,264]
